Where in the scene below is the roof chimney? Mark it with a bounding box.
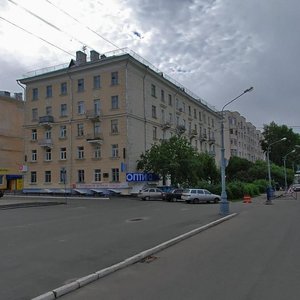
[76,51,87,65]
[90,50,100,62]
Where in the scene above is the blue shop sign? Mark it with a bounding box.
[126,173,160,182]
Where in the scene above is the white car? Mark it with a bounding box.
[181,188,221,204]
[138,188,163,201]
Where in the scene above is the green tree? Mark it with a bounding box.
[226,156,253,182]
[261,122,300,166]
[136,136,219,186]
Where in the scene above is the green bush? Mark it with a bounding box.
[226,181,245,200]
[252,179,268,193]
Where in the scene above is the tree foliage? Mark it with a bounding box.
[261,121,300,166]
[136,136,219,186]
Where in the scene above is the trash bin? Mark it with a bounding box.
[266,187,274,201]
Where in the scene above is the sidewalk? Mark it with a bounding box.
[35,192,300,300]
[0,194,109,209]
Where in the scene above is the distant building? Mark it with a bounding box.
[223,111,264,163]
[0,91,24,192]
[19,49,221,195]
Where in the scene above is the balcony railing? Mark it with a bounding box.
[38,138,53,148]
[199,134,207,141]
[39,115,54,124]
[86,133,103,143]
[189,129,198,137]
[208,137,216,144]
[161,121,172,130]
[86,110,102,121]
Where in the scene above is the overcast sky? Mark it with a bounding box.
[1,0,299,133]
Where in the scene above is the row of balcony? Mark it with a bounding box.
[38,111,102,126]
[162,123,216,143]
[37,134,104,148]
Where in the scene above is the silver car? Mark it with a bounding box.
[138,188,163,201]
[181,188,221,204]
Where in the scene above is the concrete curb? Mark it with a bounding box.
[31,212,238,300]
[0,202,66,210]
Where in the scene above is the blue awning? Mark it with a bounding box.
[6,175,22,180]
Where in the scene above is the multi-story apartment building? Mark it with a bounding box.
[223,111,264,163]
[20,49,221,195]
[0,91,24,192]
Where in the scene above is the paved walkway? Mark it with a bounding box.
[33,192,300,300]
[0,194,109,209]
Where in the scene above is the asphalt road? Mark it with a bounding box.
[0,196,235,300]
[61,195,300,300]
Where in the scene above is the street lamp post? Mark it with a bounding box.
[266,137,287,204]
[220,87,254,216]
[283,149,296,192]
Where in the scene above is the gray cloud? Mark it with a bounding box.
[1,0,300,132]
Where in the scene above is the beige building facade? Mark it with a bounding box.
[20,49,221,194]
[223,111,264,163]
[0,91,24,191]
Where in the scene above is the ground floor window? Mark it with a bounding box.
[78,169,85,183]
[31,171,37,183]
[45,171,51,183]
[112,168,119,182]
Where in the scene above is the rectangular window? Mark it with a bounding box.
[31,150,37,161]
[111,95,119,109]
[60,104,67,116]
[45,171,51,183]
[161,89,165,102]
[77,101,85,114]
[188,106,191,116]
[111,119,119,134]
[77,146,84,159]
[60,168,67,183]
[194,108,197,119]
[153,126,157,140]
[45,129,51,139]
[31,171,37,183]
[112,144,119,157]
[152,105,157,118]
[45,148,52,161]
[31,129,37,140]
[94,145,101,159]
[94,99,101,114]
[94,122,101,136]
[93,75,101,89]
[78,169,85,183]
[168,94,172,106]
[46,85,52,98]
[77,123,84,136]
[112,168,119,182]
[60,125,67,138]
[46,106,52,116]
[61,82,67,95]
[32,88,38,100]
[78,78,84,92]
[111,72,118,85]
[32,108,38,121]
[60,147,67,160]
[151,84,156,97]
[94,169,101,181]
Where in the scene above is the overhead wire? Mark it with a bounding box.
[0,16,75,57]
[7,0,94,50]
[45,0,122,51]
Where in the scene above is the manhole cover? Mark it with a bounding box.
[126,217,148,223]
